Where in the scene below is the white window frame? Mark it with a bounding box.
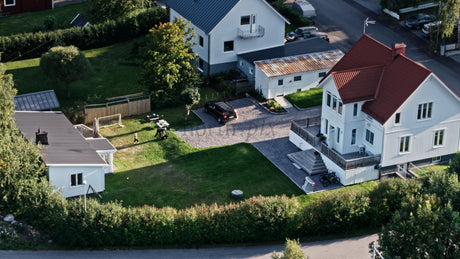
[4,0,15,7]
[337,127,340,143]
[399,135,411,154]
[365,129,374,145]
[241,15,251,25]
[199,36,204,47]
[417,102,433,120]
[353,103,358,116]
[433,129,445,147]
[351,129,356,145]
[338,101,343,115]
[224,40,234,52]
[432,156,441,163]
[332,96,337,111]
[325,119,328,135]
[395,112,401,125]
[326,92,331,107]
[70,173,83,187]
[293,75,302,82]
[278,79,283,86]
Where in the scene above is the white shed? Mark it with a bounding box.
[254,49,343,99]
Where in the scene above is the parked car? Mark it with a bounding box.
[303,31,329,42]
[422,21,441,37]
[292,0,316,19]
[405,13,434,29]
[204,101,238,124]
[286,26,318,42]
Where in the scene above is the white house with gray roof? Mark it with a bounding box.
[254,49,344,99]
[15,111,116,198]
[166,0,289,75]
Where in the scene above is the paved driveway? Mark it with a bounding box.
[176,97,323,190]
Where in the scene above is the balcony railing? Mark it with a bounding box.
[291,119,320,147]
[320,143,381,170]
[237,25,265,39]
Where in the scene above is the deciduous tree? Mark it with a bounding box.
[141,18,201,108]
[40,46,92,99]
[181,87,200,121]
[272,238,307,259]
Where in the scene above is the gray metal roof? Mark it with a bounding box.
[166,0,239,33]
[14,111,107,166]
[255,49,344,77]
[238,37,336,64]
[14,90,60,111]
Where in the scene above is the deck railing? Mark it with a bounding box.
[320,143,381,170]
[237,25,265,38]
[291,120,317,147]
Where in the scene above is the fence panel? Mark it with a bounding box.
[84,96,151,124]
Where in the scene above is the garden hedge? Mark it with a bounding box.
[0,7,167,61]
[4,178,416,248]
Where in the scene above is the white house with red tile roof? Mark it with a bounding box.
[289,34,460,186]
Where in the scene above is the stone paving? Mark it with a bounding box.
[176,97,329,191]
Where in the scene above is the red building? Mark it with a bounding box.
[1,0,53,15]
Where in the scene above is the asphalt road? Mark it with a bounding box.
[0,234,378,259]
[308,0,460,93]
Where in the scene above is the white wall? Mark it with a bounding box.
[289,131,379,185]
[48,165,106,198]
[257,69,328,99]
[320,77,345,153]
[170,9,209,64]
[238,57,256,81]
[209,0,285,66]
[381,74,460,167]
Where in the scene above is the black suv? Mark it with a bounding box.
[204,101,238,124]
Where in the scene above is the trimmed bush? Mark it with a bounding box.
[0,7,167,61]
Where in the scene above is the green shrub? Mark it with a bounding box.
[266,99,285,112]
[0,7,167,61]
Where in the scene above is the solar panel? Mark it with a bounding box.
[14,90,60,111]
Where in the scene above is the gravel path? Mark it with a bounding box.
[176,97,321,190]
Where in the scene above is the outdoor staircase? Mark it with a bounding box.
[287,149,328,175]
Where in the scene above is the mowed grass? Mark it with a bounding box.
[285,88,323,109]
[0,2,89,36]
[5,37,147,107]
[100,113,303,209]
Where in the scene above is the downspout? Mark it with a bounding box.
[207,34,211,76]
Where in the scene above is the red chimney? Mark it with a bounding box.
[391,43,406,59]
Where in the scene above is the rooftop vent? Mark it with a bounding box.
[36,129,49,145]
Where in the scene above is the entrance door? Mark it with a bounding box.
[397,163,407,178]
[328,126,335,149]
[250,15,256,33]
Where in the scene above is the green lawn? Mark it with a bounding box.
[5,37,147,107]
[0,2,89,36]
[412,164,448,177]
[100,113,303,209]
[285,88,323,109]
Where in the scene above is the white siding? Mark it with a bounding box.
[209,0,285,66]
[257,69,328,99]
[289,131,379,185]
[381,74,460,166]
[170,9,209,63]
[320,77,345,153]
[48,165,106,198]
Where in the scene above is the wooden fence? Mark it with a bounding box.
[84,94,151,124]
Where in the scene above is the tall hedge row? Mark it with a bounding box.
[24,179,415,248]
[0,7,167,61]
